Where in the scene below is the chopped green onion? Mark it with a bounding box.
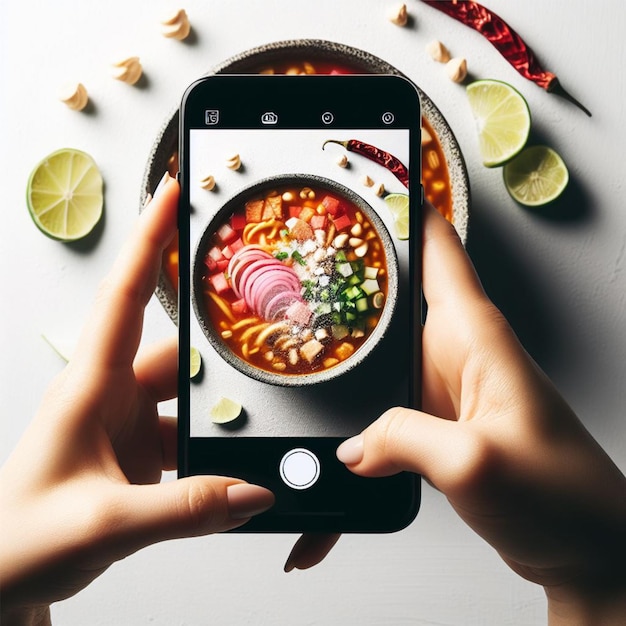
[292,250,306,266]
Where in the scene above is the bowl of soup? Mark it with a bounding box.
[192,174,398,386]
[142,39,470,324]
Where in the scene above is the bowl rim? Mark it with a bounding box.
[141,38,470,325]
[191,173,400,387]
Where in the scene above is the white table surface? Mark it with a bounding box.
[2,1,624,624]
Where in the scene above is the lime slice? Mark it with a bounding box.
[27,148,103,241]
[384,193,410,240]
[190,346,202,379]
[466,79,531,167]
[503,145,569,206]
[210,397,243,424]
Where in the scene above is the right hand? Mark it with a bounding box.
[287,203,626,623]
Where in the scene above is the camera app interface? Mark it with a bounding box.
[188,122,413,438]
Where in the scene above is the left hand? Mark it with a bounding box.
[0,174,274,621]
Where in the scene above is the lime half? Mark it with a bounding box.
[27,148,103,241]
[503,146,569,207]
[190,346,202,379]
[210,397,243,424]
[466,79,531,167]
[384,193,410,240]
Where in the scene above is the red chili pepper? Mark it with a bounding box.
[422,0,591,117]
[323,139,410,188]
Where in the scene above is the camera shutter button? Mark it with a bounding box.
[279,448,321,490]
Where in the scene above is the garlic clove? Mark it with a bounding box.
[336,153,349,168]
[225,154,242,171]
[362,175,374,187]
[388,3,409,27]
[161,9,191,40]
[200,174,216,191]
[374,183,385,197]
[58,82,89,111]
[446,57,468,83]
[426,40,451,64]
[111,56,143,85]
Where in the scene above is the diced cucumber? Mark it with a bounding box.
[316,302,332,315]
[344,285,363,301]
[364,266,379,280]
[335,250,347,262]
[347,274,361,286]
[336,262,353,278]
[332,324,350,340]
[355,297,369,313]
[361,278,380,296]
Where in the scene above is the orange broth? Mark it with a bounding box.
[201,185,388,375]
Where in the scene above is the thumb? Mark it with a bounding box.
[109,477,274,555]
[337,407,482,494]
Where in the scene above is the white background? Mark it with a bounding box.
[1,1,625,624]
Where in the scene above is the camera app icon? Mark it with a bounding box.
[321,111,334,125]
[261,111,279,125]
[205,109,220,125]
[381,111,395,124]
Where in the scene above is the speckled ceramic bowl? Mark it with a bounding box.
[191,174,399,387]
[141,39,470,324]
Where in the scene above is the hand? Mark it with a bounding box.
[0,174,274,624]
[286,203,626,623]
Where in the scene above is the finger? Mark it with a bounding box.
[134,336,178,403]
[74,173,179,372]
[159,416,178,471]
[104,478,275,561]
[336,406,479,493]
[422,201,486,312]
[284,533,341,573]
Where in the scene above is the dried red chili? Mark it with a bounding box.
[422,0,591,116]
[323,139,410,188]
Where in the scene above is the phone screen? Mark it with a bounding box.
[179,75,421,532]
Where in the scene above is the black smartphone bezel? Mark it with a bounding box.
[178,74,422,533]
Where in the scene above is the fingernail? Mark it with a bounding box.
[284,558,296,573]
[153,171,171,199]
[141,192,153,209]
[336,434,364,465]
[227,484,275,520]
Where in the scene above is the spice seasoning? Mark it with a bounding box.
[323,139,410,188]
[421,0,591,116]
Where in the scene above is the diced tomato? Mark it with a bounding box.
[216,259,229,272]
[332,213,352,231]
[230,237,244,253]
[230,213,247,232]
[310,214,327,230]
[221,245,234,260]
[321,195,340,215]
[216,223,237,244]
[209,272,230,295]
[231,298,248,314]
[289,205,302,218]
[208,246,225,262]
[204,256,217,272]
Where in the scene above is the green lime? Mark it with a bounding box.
[466,79,531,167]
[210,397,243,424]
[503,145,569,206]
[27,148,103,241]
[190,346,202,379]
[384,193,410,240]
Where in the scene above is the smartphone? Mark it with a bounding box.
[178,74,421,532]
